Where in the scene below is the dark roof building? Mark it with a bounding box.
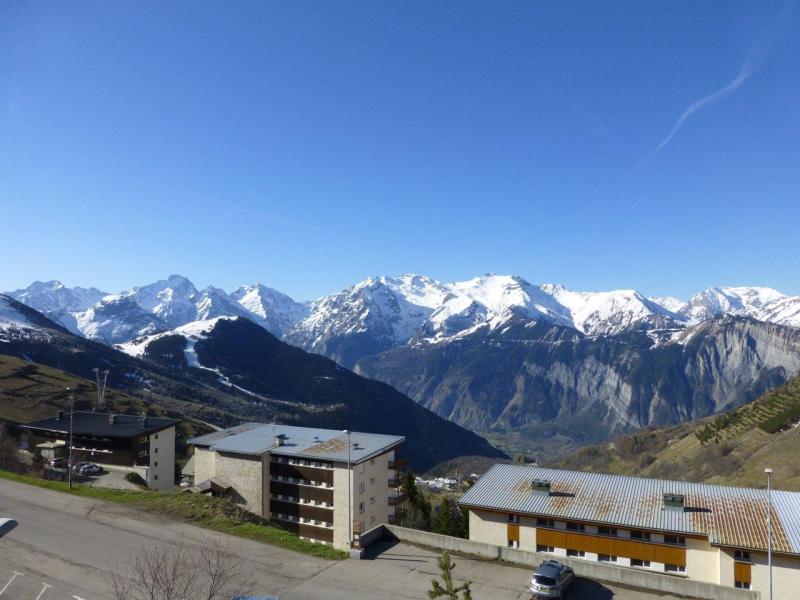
[23,411,178,438]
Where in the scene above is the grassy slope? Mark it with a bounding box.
[0,470,347,559]
[559,378,800,491]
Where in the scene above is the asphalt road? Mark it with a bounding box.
[0,479,686,600]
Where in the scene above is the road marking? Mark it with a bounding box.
[34,582,51,600]
[0,571,23,596]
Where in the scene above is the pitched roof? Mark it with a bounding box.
[459,464,800,556]
[189,423,403,464]
[23,411,178,438]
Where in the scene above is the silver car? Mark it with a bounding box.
[530,560,575,598]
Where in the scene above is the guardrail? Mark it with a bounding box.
[359,524,759,600]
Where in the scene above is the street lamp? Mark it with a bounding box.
[765,467,773,600]
[343,429,352,551]
[67,388,75,490]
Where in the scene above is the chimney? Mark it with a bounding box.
[531,479,551,494]
[140,415,149,427]
[663,492,685,509]
[274,434,284,447]
[56,410,64,421]
[108,413,117,425]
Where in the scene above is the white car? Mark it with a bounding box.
[0,518,18,538]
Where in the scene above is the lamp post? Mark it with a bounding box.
[765,467,773,600]
[343,429,352,551]
[67,388,75,490]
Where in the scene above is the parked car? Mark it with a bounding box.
[530,560,575,598]
[49,457,67,468]
[76,463,103,476]
[0,517,17,538]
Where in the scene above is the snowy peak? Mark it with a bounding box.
[679,286,800,328]
[648,296,686,314]
[0,293,67,337]
[541,286,682,336]
[230,283,309,336]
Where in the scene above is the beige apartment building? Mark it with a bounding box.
[460,465,800,598]
[189,423,404,550]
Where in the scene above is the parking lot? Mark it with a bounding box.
[0,567,92,600]
[0,478,691,600]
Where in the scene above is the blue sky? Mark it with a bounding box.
[1,1,799,301]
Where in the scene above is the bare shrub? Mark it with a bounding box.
[109,536,252,600]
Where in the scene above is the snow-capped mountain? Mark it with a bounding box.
[0,293,67,338]
[7,275,800,359]
[230,283,309,336]
[679,286,800,328]
[7,280,107,334]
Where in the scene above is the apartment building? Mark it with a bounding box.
[188,423,404,550]
[23,411,178,491]
[460,464,800,597]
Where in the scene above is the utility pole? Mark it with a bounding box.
[67,388,75,490]
[343,429,352,551]
[765,467,773,600]
[92,368,109,410]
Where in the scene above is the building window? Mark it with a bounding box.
[154,461,158,467]
[536,518,554,528]
[630,530,650,541]
[664,535,685,546]
[665,564,686,573]
[359,502,365,513]
[359,482,366,494]
[370,496,375,505]
[631,559,651,568]
[370,458,375,465]
[370,477,375,485]
[566,549,585,558]
[598,554,617,563]
[734,582,751,590]
[155,434,159,440]
[598,526,617,536]
[566,522,585,532]
[508,514,520,524]
[734,550,751,561]
[155,447,158,454]
[370,515,375,525]
[536,545,554,553]
[154,475,158,481]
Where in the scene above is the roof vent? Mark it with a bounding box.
[108,413,118,424]
[274,434,285,447]
[140,415,149,427]
[663,492,685,509]
[531,479,551,494]
[56,410,64,421]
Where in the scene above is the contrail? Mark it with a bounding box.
[634,1,797,173]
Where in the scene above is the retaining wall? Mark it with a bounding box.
[373,525,760,600]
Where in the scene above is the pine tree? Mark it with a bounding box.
[428,551,472,600]
[436,498,453,536]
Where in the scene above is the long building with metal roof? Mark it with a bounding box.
[188,423,404,550]
[459,464,800,596]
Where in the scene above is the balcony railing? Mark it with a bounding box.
[388,478,398,488]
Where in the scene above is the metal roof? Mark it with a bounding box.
[188,423,404,464]
[459,464,800,556]
[23,411,179,438]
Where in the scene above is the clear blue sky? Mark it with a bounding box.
[2,1,799,301]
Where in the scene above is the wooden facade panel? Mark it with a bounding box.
[733,561,751,583]
[507,524,520,542]
[270,461,334,485]
[270,500,334,523]
[277,520,334,543]
[537,529,686,565]
[271,480,334,504]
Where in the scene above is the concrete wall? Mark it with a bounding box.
[332,450,394,551]
[469,508,508,547]
[686,536,719,584]
[376,525,759,600]
[193,447,216,483]
[213,452,266,515]
[751,551,800,599]
[146,427,175,491]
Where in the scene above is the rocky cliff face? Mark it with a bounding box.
[355,317,800,445]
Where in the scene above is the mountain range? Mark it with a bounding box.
[9,274,800,349]
[0,293,502,470]
[7,274,800,455]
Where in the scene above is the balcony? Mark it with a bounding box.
[388,478,398,488]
